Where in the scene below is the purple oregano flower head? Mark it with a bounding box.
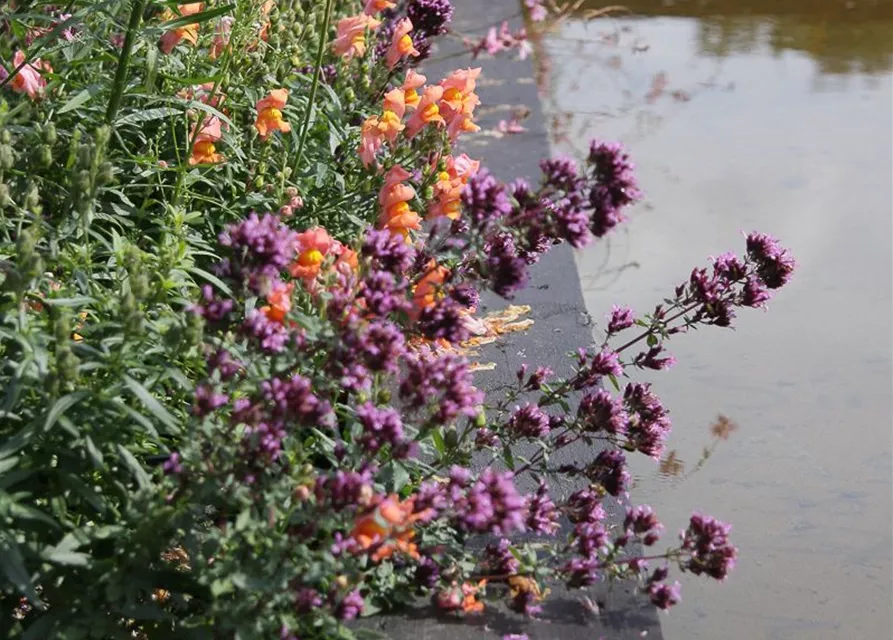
[586,140,641,237]
[219,213,297,293]
[407,0,454,37]
[462,169,513,229]
[362,227,416,274]
[680,513,738,580]
[745,231,796,289]
[456,468,526,535]
[526,480,560,535]
[507,403,551,439]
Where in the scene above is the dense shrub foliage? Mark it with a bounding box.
[0,1,794,638]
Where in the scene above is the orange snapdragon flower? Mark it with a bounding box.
[261,281,294,324]
[439,68,482,140]
[359,116,385,168]
[404,86,445,138]
[376,109,405,145]
[412,261,450,312]
[189,116,224,165]
[333,14,380,60]
[8,51,51,100]
[364,0,396,15]
[401,70,427,110]
[386,18,420,70]
[378,166,421,238]
[159,3,204,54]
[428,154,480,220]
[350,495,426,563]
[434,581,487,614]
[290,227,339,281]
[254,89,291,140]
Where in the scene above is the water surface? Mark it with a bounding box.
[540,1,892,638]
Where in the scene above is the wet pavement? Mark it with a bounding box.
[539,1,893,638]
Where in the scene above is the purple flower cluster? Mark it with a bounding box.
[525,480,560,535]
[261,374,332,427]
[577,389,628,435]
[334,590,364,620]
[356,402,407,456]
[414,555,441,588]
[507,403,551,439]
[572,348,624,389]
[584,449,630,497]
[218,213,297,294]
[399,350,483,423]
[418,296,470,344]
[680,513,738,580]
[606,304,636,333]
[455,469,526,535]
[362,228,416,274]
[623,382,672,459]
[315,468,376,509]
[407,0,454,37]
[483,538,520,575]
[357,269,411,318]
[647,580,681,610]
[462,169,512,229]
[242,420,288,464]
[623,504,663,547]
[242,308,291,353]
[587,140,641,237]
[192,384,229,417]
[745,231,796,289]
[191,284,234,322]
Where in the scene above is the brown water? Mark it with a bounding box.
[540,1,893,638]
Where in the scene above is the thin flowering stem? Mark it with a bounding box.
[105,0,147,123]
[612,301,701,355]
[294,0,335,172]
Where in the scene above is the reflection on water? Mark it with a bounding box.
[541,1,892,639]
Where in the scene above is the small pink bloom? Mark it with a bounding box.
[290,227,336,281]
[9,51,50,99]
[209,16,233,60]
[401,70,427,110]
[448,154,481,181]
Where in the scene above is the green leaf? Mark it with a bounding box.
[44,296,97,307]
[431,428,446,455]
[57,86,100,114]
[45,549,90,567]
[83,435,104,468]
[186,266,231,295]
[159,4,234,31]
[116,444,151,490]
[44,391,89,434]
[116,107,179,125]
[502,444,516,471]
[123,375,179,433]
[0,535,43,608]
[8,502,59,530]
[0,456,19,474]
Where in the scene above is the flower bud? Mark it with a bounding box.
[35,145,52,169]
[0,144,14,171]
[44,123,57,144]
[0,129,10,144]
[96,162,114,186]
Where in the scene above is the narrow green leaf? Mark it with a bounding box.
[116,107,179,125]
[83,435,104,468]
[116,445,151,490]
[186,266,231,295]
[0,456,19,474]
[123,376,179,433]
[44,391,89,434]
[57,87,98,114]
[44,296,97,307]
[0,535,43,608]
[45,549,90,567]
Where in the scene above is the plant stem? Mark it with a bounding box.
[106,0,147,124]
[293,0,335,172]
